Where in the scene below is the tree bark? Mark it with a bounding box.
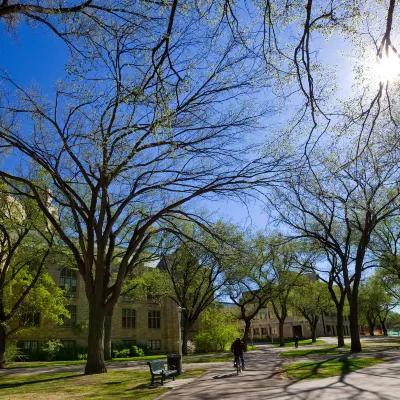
[348,299,362,353]
[311,324,317,342]
[367,318,375,336]
[0,322,6,369]
[85,300,107,375]
[336,306,345,347]
[104,308,114,361]
[243,320,251,346]
[278,319,285,347]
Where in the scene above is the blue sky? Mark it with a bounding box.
[0,22,354,232]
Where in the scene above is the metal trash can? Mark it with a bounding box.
[167,353,182,375]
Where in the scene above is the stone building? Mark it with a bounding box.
[13,262,185,355]
[239,305,351,341]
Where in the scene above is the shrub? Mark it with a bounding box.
[41,339,64,361]
[4,344,27,363]
[118,348,131,358]
[78,352,87,360]
[136,343,151,355]
[131,345,145,357]
[112,349,120,358]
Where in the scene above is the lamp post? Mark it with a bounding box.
[177,306,184,374]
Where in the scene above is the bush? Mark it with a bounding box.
[4,344,27,363]
[41,339,64,361]
[131,345,145,357]
[118,349,131,358]
[112,349,120,358]
[136,343,151,355]
[78,352,87,360]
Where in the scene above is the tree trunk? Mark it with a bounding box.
[348,299,362,353]
[368,318,375,336]
[311,324,317,343]
[243,320,251,346]
[381,320,388,336]
[104,308,114,361]
[278,319,285,347]
[336,306,345,347]
[181,318,190,355]
[85,301,107,375]
[0,322,6,369]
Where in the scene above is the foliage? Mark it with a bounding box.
[289,277,335,339]
[4,343,27,363]
[41,339,64,361]
[194,304,240,353]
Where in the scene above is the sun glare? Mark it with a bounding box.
[373,53,400,83]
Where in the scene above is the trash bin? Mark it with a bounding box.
[167,353,182,375]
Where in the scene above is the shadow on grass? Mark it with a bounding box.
[285,357,376,380]
[0,373,82,390]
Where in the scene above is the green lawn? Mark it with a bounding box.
[7,355,167,369]
[0,369,206,400]
[283,358,386,380]
[280,345,350,358]
[273,339,326,347]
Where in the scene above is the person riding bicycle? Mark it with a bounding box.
[231,337,246,370]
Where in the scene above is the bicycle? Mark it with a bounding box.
[234,355,242,375]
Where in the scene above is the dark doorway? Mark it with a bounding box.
[293,326,302,337]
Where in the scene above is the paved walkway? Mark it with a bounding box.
[159,345,400,400]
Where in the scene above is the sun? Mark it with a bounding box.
[373,53,400,83]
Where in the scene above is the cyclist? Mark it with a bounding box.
[230,337,247,370]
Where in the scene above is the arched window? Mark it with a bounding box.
[60,268,77,293]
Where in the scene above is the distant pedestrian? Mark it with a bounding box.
[293,335,299,348]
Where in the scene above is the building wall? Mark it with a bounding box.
[239,306,351,340]
[13,265,185,353]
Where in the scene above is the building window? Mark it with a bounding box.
[18,341,39,352]
[122,309,136,328]
[261,328,267,336]
[148,311,161,329]
[327,325,331,332]
[62,305,77,327]
[60,268,77,293]
[149,340,161,350]
[20,310,40,326]
[122,340,136,346]
[253,328,260,336]
[61,340,76,349]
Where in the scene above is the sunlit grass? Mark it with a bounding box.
[280,345,350,358]
[0,369,207,399]
[283,358,386,380]
[273,339,326,347]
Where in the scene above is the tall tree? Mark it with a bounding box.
[290,276,335,343]
[274,140,400,352]
[160,222,242,355]
[0,2,282,373]
[267,238,309,347]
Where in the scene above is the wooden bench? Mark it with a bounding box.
[147,360,177,385]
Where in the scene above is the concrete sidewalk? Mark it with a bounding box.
[159,347,400,400]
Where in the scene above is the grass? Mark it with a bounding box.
[0,369,207,400]
[273,339,326,347]
[280,345,350,358]
[282,357,386,380]
[7,355,167,369]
